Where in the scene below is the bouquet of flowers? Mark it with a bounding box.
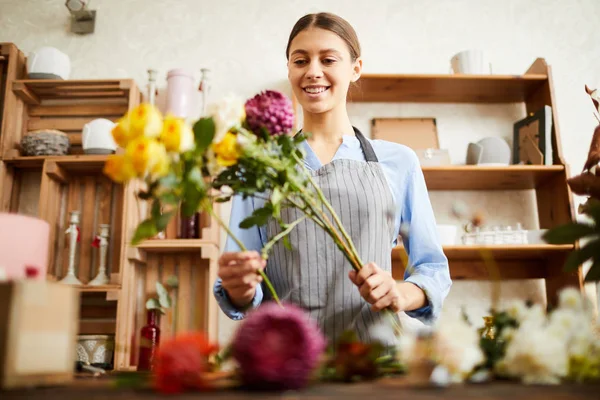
[103,89,401,332]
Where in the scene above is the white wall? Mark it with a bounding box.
[2,0,599,343]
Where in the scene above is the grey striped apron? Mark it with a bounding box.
[264,128,400,346]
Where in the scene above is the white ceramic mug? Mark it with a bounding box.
[82,118,117,154]
[450,50,492,74]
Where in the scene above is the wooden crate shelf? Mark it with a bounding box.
[12,79,134,105]
[422,165,565,190]
[116,244,220,370]
[2,78,137,158]
[74,284,121,293]
[348,73,548,103]
[39,160,125,285]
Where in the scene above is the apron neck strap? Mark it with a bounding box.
[294,127,379,163]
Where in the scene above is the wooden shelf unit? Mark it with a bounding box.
[344,58,580,306]
[135,239,221,253]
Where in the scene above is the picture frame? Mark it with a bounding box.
[512,106,553,165]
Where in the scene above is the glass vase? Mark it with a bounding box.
[137,309,161,371]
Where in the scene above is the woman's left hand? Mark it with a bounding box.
[349,262,402,312]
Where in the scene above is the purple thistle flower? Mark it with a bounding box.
[245,90,295,136]
[231,302,326,390]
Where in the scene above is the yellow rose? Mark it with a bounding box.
[128,103,163,139]
[126,137,170,178]
[103,154,136,183]
[212,131,241,167]
[160,115,195,153]
[111,116,133,148]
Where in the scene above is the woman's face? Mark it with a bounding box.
[287,28,361,115]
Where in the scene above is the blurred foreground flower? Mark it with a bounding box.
[231,302,326,390]
[245,90,295,136]
[153,332,219,394]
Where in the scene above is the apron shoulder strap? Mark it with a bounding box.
[353,127,379,162]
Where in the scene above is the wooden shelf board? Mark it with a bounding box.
[12,79,133,105]
[393,244,574,261]
[3,154,109,171]
[422,165,565,190]
[73,284,121,293]
[348,73,548,103]
[135,239,219,253]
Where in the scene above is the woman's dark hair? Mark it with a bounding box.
[285,12,361,61]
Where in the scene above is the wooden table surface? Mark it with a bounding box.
[2,379,600,399]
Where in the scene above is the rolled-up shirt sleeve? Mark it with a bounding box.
[213,195,265,320]
[400,159,452,324]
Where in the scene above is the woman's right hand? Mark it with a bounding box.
[217,251,266,309]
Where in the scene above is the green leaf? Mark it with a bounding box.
[159,173,179,190]
[193,117,216,153]
[159,192,179,205]
[271,187,283,206]
[239,215,260,229]
[564,240,600,272]
[165,275,179,289]
[137,190,152,200]
[584,259,600,282]
[151,199,162,219]
[542,223,596,244]
[145,298,161,311]
[156,282,171,309]
[131,219,158,245]
[156,210,175,232]
[283,235,292,251]
[188,166,205,187]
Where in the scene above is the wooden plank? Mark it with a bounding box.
[29,104,128,117]
[12,81,40,105]
[77,178,96,283]
[45,161,68,183]
[422,165,564,191]
[193,255,209,333]
[536,170,574,228]
[544,253,583,307]
[135,239,219,253]
[347,73,548,104]
[38,161,63,279]
[176,254,192,334]
[80,304,118,319]
[1,44,26,160]
[110,182,124,277]
[0,162,16,212]
[392,244,574,261]
[165,211,178,239]
[160,255,176,339]
[27,116,118,131]
[78,320,116,335]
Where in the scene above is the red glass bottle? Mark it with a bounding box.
[137,309,161,371]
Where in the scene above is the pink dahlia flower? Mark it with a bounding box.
[244,90,295,136]
[231,302,326,390]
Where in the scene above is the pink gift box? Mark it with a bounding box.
[0,213,49,280]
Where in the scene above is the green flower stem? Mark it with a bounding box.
[293,153,363,269]
[205,203,282,308]
[261,215,307,260]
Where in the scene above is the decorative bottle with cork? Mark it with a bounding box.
[137,309,161,371]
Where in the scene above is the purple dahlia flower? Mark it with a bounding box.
[231,302,326,390]
[244,90,295,136]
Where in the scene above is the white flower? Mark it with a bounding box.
[206,94,245,143]
[501,325,568,384]
[558,287,584,311]
[205,148,224,176]
[433,315,485,383]
[179,123,195,152]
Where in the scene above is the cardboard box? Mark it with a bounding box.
[0,281,79,389]
[371,118,439,149]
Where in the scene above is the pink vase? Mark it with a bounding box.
[0,213,49,280]
[166,69,194,119]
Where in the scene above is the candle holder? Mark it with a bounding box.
[60,210,83,285]
[89,224,110,286]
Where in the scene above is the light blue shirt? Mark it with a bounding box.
[213,134,452,324]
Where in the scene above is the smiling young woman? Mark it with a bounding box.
[213,12,452,346]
